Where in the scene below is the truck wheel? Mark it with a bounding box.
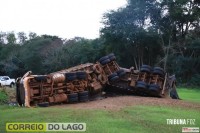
[116,69,126,77]
[140,65,151,73]
[141,65,151,69]
[37,102,49,107]
[107,53,115,57]
[110,76,119,82]
[68,93,78,103]
[76,72,87,80]
[119,71,126,77]
[116,69,124,74]
[68,93,78,99]
[76,71,86,75]
[100,59,111,65]
[136,81,147,89]
[78,91,89,97]
[65,72,76,77]
[78,91,89,102]
[108,72,118,79]
[153,67,164,77]
[77,75,87,80]
[79,95,89,102]
[99,56,109,62]
[109,55,116,61]
[65,73,77,81]
[68,97,78,103]
[149,84,160,92]
[67,76,77,81]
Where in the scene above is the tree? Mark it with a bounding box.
[29,32,37,40]
[17,32,27,44]
[0,32,6,45]
[101,0,200,85]
[6,32,16,45]
[101,0,163,68]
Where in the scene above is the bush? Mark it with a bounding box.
[0,89,8,104]
[189,74,200,87]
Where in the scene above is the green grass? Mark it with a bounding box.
[1,88,200,133]
[0,105,200,133]
[177,88,200,103]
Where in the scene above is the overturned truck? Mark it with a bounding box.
[16,53,179,107]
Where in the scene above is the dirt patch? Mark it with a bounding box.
[4,86,199,111]
[53,96,200,111]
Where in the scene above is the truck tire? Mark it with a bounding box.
[108,72,118,79]
[65,73,77,81]
[119,71,126,77]
[79,95,89,102]
[77,75,87,80]
[149,84,160,92]
[140,65,151,73]
[68,93,78,103]
[110,76,119,82]
[116,69,126,77]
[109,55,116,61]
[68,93,78,99]
[141,65,151,69]
[37,102,49,107]
[76,71,86,75]
[100,59,111,65]
[107,53,115,57]
[67,75,77,81]
[153,67,164,77]
[76,72,87,80]
[69,97,79,103]
[65,72,76,77]
[78,91,89,97]
[99,56,109,62]
[136,81,147,89]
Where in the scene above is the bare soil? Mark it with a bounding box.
[54,96,200,111]
[3,87,199,110]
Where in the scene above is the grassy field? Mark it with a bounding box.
[0,87,200,133]
[177,88,200,103]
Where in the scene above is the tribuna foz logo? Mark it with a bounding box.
[167,119,196,125]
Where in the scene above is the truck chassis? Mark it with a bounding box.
[16,53,178,107]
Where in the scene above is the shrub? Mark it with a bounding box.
[0,88,8,104]
[189,74,200,87]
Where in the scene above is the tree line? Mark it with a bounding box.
[0,0,199,86]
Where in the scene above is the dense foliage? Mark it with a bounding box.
[0,0,199,86]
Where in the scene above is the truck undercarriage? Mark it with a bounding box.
[16,53,179,107]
